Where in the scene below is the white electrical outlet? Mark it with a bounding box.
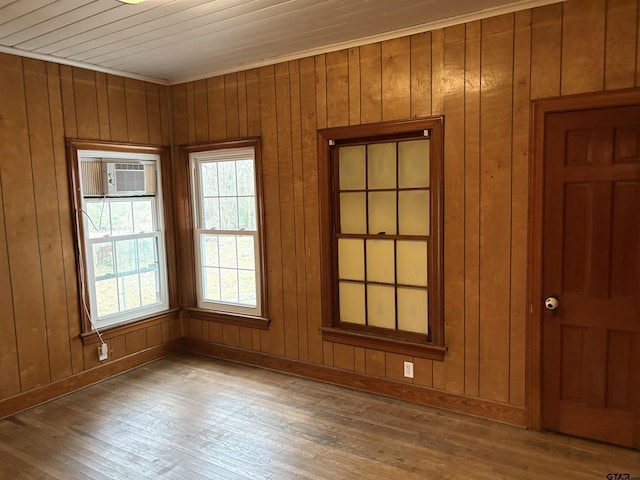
[98,343,108,361]
[403,361,414,379]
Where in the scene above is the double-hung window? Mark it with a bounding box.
[189,141,266,318]
[319,118,445,360]
[70,145,169,330]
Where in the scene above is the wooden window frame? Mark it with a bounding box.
[67,139,179,342]
[179,139,270,330]
[318,118,445,361]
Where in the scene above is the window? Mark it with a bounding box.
[319,118,444,360]
[68,143,170,331]
[187,140,267,319]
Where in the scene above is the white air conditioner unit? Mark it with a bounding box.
[103,161,147,196]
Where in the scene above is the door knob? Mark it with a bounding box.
[544,296,559,311]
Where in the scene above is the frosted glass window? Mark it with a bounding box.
[397,288,428,334]
[399,139,430,188]
[339,146,366,190]
[368,143,396,190]
[399,190,430,235]
[340,192,367,233]
[367,285,395,329]
[338,239,364,281]
[339,282,365,325]
[397,241,428,286]
[368,191,396,235]
[366,239,395,283]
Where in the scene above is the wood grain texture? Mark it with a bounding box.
[382,37,411,121]
[605,0,639,90]
[4,354,636,480]
[360,43,382,123]
[410,32,431,118]
[531,4,562,99]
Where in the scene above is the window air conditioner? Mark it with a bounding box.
[103,162,147,196]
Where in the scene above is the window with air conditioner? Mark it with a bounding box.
[72,147,169,330]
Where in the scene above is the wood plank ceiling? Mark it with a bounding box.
[0,0,563,84]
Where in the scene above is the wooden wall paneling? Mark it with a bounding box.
[315,55,327,129]
[386,353,412,383]
[530,4,562,99]
[23,59,73,383]
[478,14,514,404]
[431,29,445,116]
[186,317,202,340]
[222,325,240,347]
[110,335,126,360]
[259,65,285,356]
[326,50,349,128]
[289,59,309,362]
[185,82,196,144]
[106,75,128,143]
[159,85,172,147]
[58,65,77,138]
[209,322,223,344]
[464,20,481,398]
[323,341,334,367]
[94,72,111,141]
[430,28,445,390]
[348,47,361,125]
[354,347,366,374]
[1,55,50,392]
[161,321,171,345]
[145,83,162,146]
[47,62,84,375]
[201,320,211,342]
[275,62,299,360]
[246,69,261,137]
[442,25,466,395]
[169,317,182,340]
[147,324,162,348]
[333,343,355,371]
[509,10,531,407]
[71,68,100,140]
[605,0,639,90]
[381,37,411,121]
[239,327,253,350]
[413,357,434,388]
[225,73,240,139]
[82,343,100,369]
[125,329,148,356]
[251,328,261,352]
[206,76,226,141]
[637,0,640,87]
[299,56,323,365]
[365,349,385,377]
[561,0,606,95]
[171,84,196,307]
[0,151,21,397]
[193,79,208,143]
[410,32,432,118]
[359,43,382,123]
[237,71,248,138]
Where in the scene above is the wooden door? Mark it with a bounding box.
[542,104,640,448]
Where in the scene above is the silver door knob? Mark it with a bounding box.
[544,296,559,310]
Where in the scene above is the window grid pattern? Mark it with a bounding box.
[335,138,430,336]
[193,150,261,314]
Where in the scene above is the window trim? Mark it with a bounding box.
[317,118,445,361]
[179,138,269,327]
[67,140,178,337]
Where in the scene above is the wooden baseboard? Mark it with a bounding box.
[185,339,527,427]
[0,339,183,420]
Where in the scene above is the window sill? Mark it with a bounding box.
[184,307,270,330]
[80,308,181,345]
[320,327,446,361]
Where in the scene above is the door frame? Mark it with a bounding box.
[526,88,640,430]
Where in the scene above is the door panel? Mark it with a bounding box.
[542,104,640,448]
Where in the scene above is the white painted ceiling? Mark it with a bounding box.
[0,0,561,85]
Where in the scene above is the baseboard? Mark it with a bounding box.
[0,339,183,420]
[185,339,527,427]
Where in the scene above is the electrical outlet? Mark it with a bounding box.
[403,361,414,379]
[98,343,108,362]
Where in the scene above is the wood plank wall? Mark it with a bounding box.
[175,0,640,408]
[0,55,181,406]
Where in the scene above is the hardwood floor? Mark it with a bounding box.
[0,354,637,480]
